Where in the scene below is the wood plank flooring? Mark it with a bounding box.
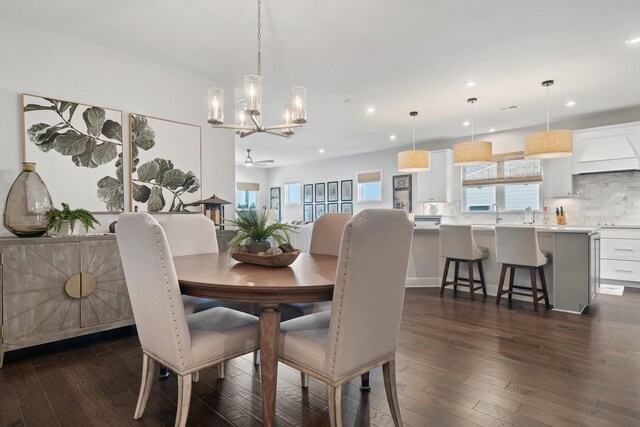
[2,288,640,426]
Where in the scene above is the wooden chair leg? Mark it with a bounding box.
[468,261,475,301]
[327,384,343,427]
[217,362,225,379]
[383,359,403,427]
[175,374,193,427]
[477,260,487,296]
[530,267,539,312]
[253,349,260,366]
[134,354,155,419]
[508,267,515,301]
[440,258,451,296]
[496,264,507,305]
[360,372,371,392]
[453,261,460,295]
[539,266,551,307]
[300,372,309,388]
[192,371,200,383]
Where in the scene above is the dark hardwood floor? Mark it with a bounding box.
[2,288,640,426]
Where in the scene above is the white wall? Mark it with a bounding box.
[268,106,640,221]
[235,166,270,212]
[0,17,236,236]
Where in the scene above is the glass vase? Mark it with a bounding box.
[3,162,53,237]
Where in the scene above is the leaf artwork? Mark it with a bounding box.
[24,96,124,211]
[131,158,200,212]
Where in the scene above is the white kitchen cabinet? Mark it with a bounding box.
[416,149,460,203]
[599,227,640,287]
[543,156,573,198]
[572,122,640,174]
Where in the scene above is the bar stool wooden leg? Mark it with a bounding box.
[468,261,475,301]
[440,258,451,296]
[538,266,550,307]
[508,267,515,301]
[477,260,487,296]
[453,261,460,295]
[530,267,539,312]
[496,264,507,305]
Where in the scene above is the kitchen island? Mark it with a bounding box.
[407,225,601,314]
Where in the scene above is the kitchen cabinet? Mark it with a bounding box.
[572,122,640,174]
[600,228,640,287]
[543,156,573,198]
[416,149,460,203]
[1,235,134,367]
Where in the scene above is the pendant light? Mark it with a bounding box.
[524,80,573,159]
[398,111,430,172]
[453,98,493,166]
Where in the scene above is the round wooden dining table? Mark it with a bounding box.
[173,252,338,427]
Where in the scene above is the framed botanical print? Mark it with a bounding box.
[327,181,339,202]
[327,203,339,213]
[315,203,326,219]
[341,202,353,214]
[340,179,353,201]
[392,174,412,214]
[270,187,281,221]
[303,183,313,203]
[315,182,325,203]
[22,94,124,212]
[303,204,313,222]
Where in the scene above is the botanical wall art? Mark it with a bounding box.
[392,174,412,214]
[22,94,124,212]
[270,187,281,221]
[303,204,313,222]
[340,179,353,201]
[315,183,325,203]
[327,203,338,213]
[129,114,201,212]
[303,184,313,203]
[327,181,339,202]
[315,203,326,219]
[341,202,353,214]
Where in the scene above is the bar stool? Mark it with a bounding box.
[495,226,551,312]
[439,225,489,300]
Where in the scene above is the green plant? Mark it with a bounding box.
[45,203,100,234]
[226,209,295,254]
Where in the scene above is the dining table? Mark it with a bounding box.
[173,251,338,427]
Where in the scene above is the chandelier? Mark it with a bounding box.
[207,0,307,138]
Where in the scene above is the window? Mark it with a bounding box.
[357,170,382,202]
[236,182,259,210]
[462,153,542,212]
[284,180,302,205]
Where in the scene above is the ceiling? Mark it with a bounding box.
[2,0,640,167]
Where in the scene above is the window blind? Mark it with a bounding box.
[462,152,542,186]
[357,171,381,183]
[236,182,260,191]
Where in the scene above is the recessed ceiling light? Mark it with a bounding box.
[626,37,640,45]
[366,107,376,114]
[566,100,576,107]
[489,128,496,132]
[318,148,325,153]
[464,80,478,87]
[389,134,397,140]
[463,121,471,127]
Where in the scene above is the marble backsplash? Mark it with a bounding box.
[438,170,640,226]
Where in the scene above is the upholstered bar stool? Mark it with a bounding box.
[495,226,551,312]
[439,225,489,300]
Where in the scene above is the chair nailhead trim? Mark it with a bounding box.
[330,221,353,376]
[147,214,186,367]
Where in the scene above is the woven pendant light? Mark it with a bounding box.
[525,80,573,159]
[398,111,430,172]
[453,98,493,166]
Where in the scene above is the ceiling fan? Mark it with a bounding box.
[239,149,275,167]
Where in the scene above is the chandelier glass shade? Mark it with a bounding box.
[398,111,430,172]
[453,98,493,166]
[207,0,306,139]
[524,80,573,159]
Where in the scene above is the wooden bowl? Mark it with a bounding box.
[230,250,301,267]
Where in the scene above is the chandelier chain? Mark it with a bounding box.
[257,0,262,53]
[546,84,550,131]
[471,100,475,142]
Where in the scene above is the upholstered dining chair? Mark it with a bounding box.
[278,209,414,427]
[116,213,259,427]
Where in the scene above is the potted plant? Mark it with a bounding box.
[226,209,295,254]
[45,203,100,236]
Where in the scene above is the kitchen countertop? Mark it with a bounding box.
[414,224,600,234]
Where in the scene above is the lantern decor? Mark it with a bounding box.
[188,195,232,230]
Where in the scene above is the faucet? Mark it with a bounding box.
[492,203,503,224]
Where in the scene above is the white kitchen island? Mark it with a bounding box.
[407,225,601,314]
